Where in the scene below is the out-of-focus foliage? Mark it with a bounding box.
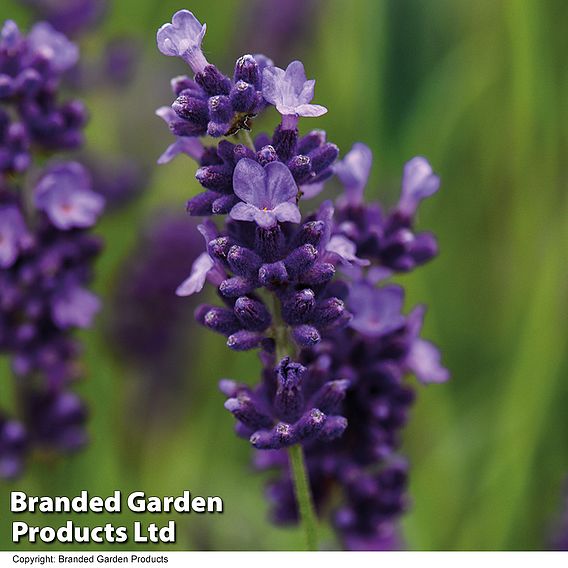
[0,0,567,551]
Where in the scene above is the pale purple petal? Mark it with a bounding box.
[0,206,31,268]
[349,282,406,337]
[28,22,79,73]
[335,143,373,204]
[284,60,307,86]
[252,53,274,72]
[367,266,393,284]
[316,200,334,251]
[157,137,204,164]
[35,162,104,230]
[156,10,207,72]
[300,181,325,199]
[325,235,370,266]
[298,79,315,104]
[264,161,298,206]
[51,286,101,329]
[232,158,267,206]
[273,201,301,224]
[1,20,22,50]
[295,104,327,117]
[156,106,177,123]
[398,157,440,216]
[261,66,286,105]
[175,252,214,297]
[406,339,450,383]
[229,201,258,223]
[253,208,277,229]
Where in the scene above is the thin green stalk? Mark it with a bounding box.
[289,443,319,551]
[267,293,319,549]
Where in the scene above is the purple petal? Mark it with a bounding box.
[34,162,104,230]
[406,339,450,383]
[349,282,406,337]
[176,252,214,297]
[229,201,258,223]
[253,208,277,229]
[0,206,30,268]
[398,157,441,216]
[51,286,101,329]
[232,158,267,206]
[261,66,286,105]
[273,202,301,224]
[264,161,298,207]
[300,181,325,199]
[325,235,369,266]
[335,143,372,204]
[1,20,22,50]
[252,53,274,72]
[157,137,204,164]
[295,103,327,117]
[284,60,307,87]
[28,22,79,73]
[298,79,315,104]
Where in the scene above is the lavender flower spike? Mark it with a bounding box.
[156,10,208,74]
[230,158,301,228]
[262,61,327,127]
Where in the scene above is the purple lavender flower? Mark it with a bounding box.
[221,355,348,449]
[262,61,327,125]
[0,20,87,164]
[157,10,208,73]
[34,161,104,230]
[334,143,441,272]
[0,205,32,268]
[0,18,104,476]
[25,389,88,451]
[156,9,448,551]
[0,415,27,479]
[185,131,338,217]
[230,159,301,228]
[27,21,79,73]
[51,282,100,329]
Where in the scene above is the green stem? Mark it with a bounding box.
[267,293,319,549]
[289,444,319,551]
[240,129,256,151]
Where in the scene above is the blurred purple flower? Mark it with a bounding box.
[0,205,32,268]
[0,416,27,479]
[34,162,104,230]
[51,283,101,329]
[27,21,79,72]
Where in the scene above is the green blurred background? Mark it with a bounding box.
[1,0,567,551]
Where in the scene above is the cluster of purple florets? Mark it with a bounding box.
[0,19,104,479]
[156,9,449,550]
